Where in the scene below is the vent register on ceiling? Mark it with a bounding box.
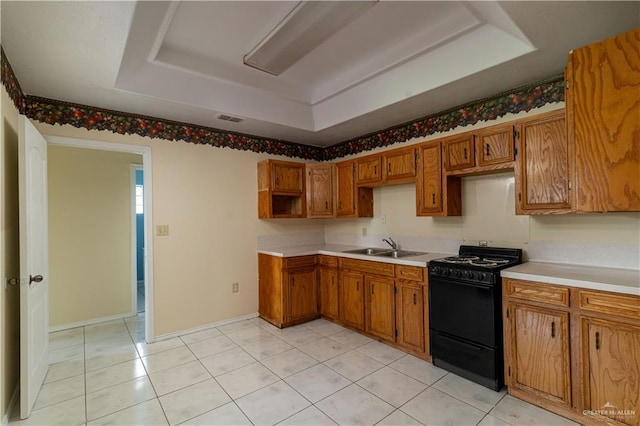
[1,47,564,161]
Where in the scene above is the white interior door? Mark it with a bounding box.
[18,115,49,419]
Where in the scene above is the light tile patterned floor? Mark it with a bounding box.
[10,316,579,426]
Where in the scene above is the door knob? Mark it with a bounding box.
[29,275,43,284]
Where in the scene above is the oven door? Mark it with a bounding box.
[428,274,497,347]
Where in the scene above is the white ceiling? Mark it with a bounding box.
[2,1,638,147]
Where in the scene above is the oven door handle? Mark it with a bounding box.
[430,278,492,291]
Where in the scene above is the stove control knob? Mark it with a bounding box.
[466,271,474,280]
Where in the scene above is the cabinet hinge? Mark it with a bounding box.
[564,80,570,89]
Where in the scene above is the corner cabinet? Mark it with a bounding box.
[515,109,572,214]
[567,28,640,212]
[258,159,306,218]
[258,254,318,327]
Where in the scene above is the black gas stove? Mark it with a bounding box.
[428,245,522,391]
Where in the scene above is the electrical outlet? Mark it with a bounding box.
[479,240,488,247]
[381,214,387,224]
[362,227,368,236]
[232,282,239,293]
[156,225,169,236]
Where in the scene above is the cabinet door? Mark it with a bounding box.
[507,303,571,406]
[365,275,395,342]
[395,281,425,352]
[340,270,365,330]
[272,162,304,193]
[384,147,417,182]
[416,143,442,214]
[444,135,474,171]
[336,161,356,216]
[306,164,336,218]
[356,155,382,185]
[516,111,571,214]
[569,29,640,212]
[476,125,514,166]
[318,266,339,320]
[583,318,640,426]
[287,268,318,323]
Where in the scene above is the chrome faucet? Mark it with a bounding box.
[382,237,398,250]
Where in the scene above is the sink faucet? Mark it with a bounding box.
[382,237,398,250]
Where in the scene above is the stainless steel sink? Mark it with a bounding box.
[342,247,391,255]
[376,250,427,258]
[341,248,426,258]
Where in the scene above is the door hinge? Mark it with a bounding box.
[565,80,570,89]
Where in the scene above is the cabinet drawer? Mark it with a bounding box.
[505,279,569,307]
[317,255,338,267]
[579,290,640,320]
[285,256,316,269]
[395,265,424,282]
[339,258,395,277]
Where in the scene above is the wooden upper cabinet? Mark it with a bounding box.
[258,159,306,218]
[271,160,304,193]
[515,110,572,214]
[416,143,442,214]
[356,155,383,185]
[568,29,640,212]
[306,163,336,218]
[476,124,515,166]
[383,147,417,183]
[443,134,475,171]
[336,160,374,218]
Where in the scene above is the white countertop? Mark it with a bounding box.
[502,262,640,296]
[258,244,450,267]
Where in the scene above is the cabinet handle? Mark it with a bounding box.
[331,276,335,286]
[325,201,328,209]
[551,321,555,338]
[276,176,279,186]
[339,200,342,209]
[374,165,377,175]
[388,163,391,173]
[356,281,359,291]
[595,332,600,350]
[485,144,490,157]
[463,148,467,159]
[432,193,436,204]
[371,284,374,295]
[413,293,417,305]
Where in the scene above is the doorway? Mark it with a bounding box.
[46,136,155,342]
[132,166,145,314]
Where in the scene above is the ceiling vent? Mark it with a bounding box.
[217,114,243,123]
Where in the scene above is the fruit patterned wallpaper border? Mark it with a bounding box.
[2,46,563,161]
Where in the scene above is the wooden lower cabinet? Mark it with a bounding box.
[318,256,340,320]
[340,270,365,330]
[506,303,572,406]
[582,318,640,426]
[258,254,318,327]
[365,275,395,342]
[504,278,640,426]
[395,280,425,353]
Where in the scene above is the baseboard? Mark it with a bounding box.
[49,311,137,332]
[2,385,19,426]
[154,312,259,341]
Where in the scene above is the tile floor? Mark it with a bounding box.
[10,316,579,426]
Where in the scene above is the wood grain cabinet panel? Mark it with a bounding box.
[444,135,475,171]
[582,318,640,426]
[336,160,373,218]
[383,147,417,183]
[340,270,365,330]
[272,161,304,193]
[287,267,318,323]
[318,264,339,320]
[395,281,425,353]
[416,143,443,214]
[476,124,515,166]
[568,29,640,212]
[356,155,383,185]
[258,159,306,218]
[365,275,395,342]
[515,110,572,214]
[506,303,572,407]
[306,163,336,218]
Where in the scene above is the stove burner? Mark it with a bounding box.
[441,255,479,263]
